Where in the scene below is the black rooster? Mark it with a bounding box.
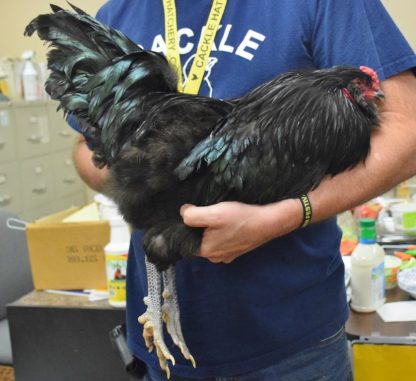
[25,4,383,375]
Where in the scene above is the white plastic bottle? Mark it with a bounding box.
[104,217,130,308]
[350,218,385,312]
[21,50,40,101]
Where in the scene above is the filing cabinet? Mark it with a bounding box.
[52,150,84,198]
[15,103,51,159]
[0,100,87,221]
[20,156,55,211]
[0,103,16,163]
[0,161,21,213]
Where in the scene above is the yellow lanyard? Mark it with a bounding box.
[162,0,228,94]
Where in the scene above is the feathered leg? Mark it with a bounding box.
[138,256,175,378]
[162,266,196,368]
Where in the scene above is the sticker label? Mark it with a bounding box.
[105,253,128,304]
[371,261,385,305]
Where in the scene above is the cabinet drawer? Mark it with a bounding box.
[48,102,78,151]
[0,162,21,213]
[22,192,87,222]
[0,104,16,163]
[52,150,84,198]
[20,202,58,222]
[14,103,51,159]
[53,192,87,213]
[21,156,55,210]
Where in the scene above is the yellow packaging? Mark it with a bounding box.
[353,341,416,381]
[105,252,128,307]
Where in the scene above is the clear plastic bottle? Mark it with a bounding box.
[104,217,130,308]
[350,218,385,312]
[21,51,40,101]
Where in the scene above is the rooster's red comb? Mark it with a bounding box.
[360,66,380,90]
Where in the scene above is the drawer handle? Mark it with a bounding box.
[27,135,42,143]
[34,166,44,174]
[59,130,70,137]
[0,174,6,185]
[32,185,47,194]
[29,116,39,124]
[0,195,11,206]
[0,140,5,149]
[63,177,76,184]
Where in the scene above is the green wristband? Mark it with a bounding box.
[299,194,312,228]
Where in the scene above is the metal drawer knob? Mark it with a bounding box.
[27,135,42,143]
[32,185,47,194]
[0,194,12,206]
[34,166,44,174]
[63,177,76,184]
[59,130,70,137]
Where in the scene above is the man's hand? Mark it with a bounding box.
[180,199,303,264]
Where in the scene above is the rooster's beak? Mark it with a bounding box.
[374,89,385,102]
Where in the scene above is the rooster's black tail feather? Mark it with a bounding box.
[25,4,178,166]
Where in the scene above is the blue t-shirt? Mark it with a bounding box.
[93,0,416,378]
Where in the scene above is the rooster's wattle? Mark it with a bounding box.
[25,4,383,376]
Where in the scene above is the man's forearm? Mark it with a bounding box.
[261,71,416,240]
[180,71,416,262]
[307,71,416,223]
[72,135,109,193]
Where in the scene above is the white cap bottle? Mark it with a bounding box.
[104,213,131,308]
[95,194,131,307]
[350,218,386,312]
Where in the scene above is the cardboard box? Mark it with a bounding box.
[26,207,110,290]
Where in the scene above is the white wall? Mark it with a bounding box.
[383,0,416,50]
[0,1,105,61]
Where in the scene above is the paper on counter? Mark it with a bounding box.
[85,289,109,302]
[45,289,89,297]
[377,301,416,322]
[45,289,109,302]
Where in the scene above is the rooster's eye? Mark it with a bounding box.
[353,78,364,87]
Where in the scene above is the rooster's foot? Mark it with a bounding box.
[138,258,175,378]
[162,267,196,368]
